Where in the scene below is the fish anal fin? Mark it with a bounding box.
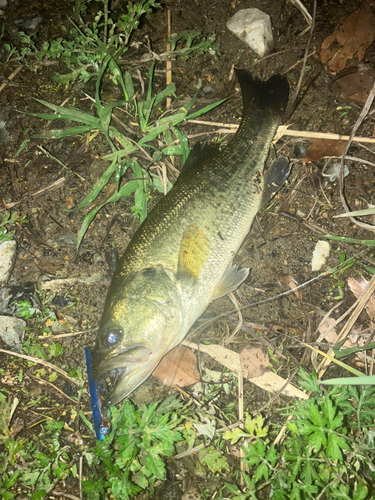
[178,224,210,280]
[260,156,290,209]
[212,265,250,300]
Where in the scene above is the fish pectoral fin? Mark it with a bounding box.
[212,265,250,300]
[178,224,210,280]
[260,156,290,209]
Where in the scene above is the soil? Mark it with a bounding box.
[1,0,375,498]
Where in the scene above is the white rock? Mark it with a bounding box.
[0,315,26,352]
[227,8,273,58]
[311,241,331,272]
[0,240,17,286]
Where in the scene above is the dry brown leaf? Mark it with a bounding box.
[304,139,346,162]
[318,317,339,344]
[152,346,200,387]
[347,276,375,320]
[320,2,375,72]
[337,63,375,104]
[240,347,269,379]
[182,341,308,399]
[277,272,302,301]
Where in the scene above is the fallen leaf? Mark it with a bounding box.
[337,63,375,104]
[152,346,200,387]
[318,317,338,344]
[304,139,346,163]
[240,347,269,379]
[320,2,375,72]
[182,340,308,399]
[348,276,375,320]
[277,272,303,301]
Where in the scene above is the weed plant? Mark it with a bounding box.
[27,53,224,249]
[4,0,219,84]
[1,370,375,498]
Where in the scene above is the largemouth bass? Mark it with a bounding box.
[92,70,289,409]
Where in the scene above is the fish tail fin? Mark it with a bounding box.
[235,69,289,116]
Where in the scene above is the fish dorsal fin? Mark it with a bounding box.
[178,224,210,280]
[176,142,221,183]
[260,156,290,210]
[212,265,250,300]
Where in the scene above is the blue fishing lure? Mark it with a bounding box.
[85,346,110,440]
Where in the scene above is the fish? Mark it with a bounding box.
[91,69,290,409]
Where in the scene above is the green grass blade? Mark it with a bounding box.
[180,93,198,113]
[324,235,375,247]
[171,125,190,164]
[161,145,183,156]
[77,180,138,250]
[108,126,138,153]
[153,83,177,107]
[320,375,375,385]
[77,204,103,251]
[95,56,110,113]
[132,161,148,223]
[139,124,170,145]
[182,98,226,121]
[334,207,375,218]
[143,111,187,136]
[79,159,117,209]
[124,71,134,101]
[33,99,100,126]
[146,62,155,103]
[32,125,94,139]
[334,341,375,358]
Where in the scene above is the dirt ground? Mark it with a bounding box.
[1,0,375,498]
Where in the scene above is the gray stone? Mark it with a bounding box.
[227,8,273,58]
[0,240,17,286]
[0,315,26,352]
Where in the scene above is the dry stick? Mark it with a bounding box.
[287,0,317,118]
[339,80,375,232]
[289,0,313,25]
[281,51,316,76]
[185,120,375,145]
[4,177,66,208]
[0,348,80,387]
[165,9,172,110]
[0,65,23,93]
[28,374,77,404]
[317,274,375,378]
[238,368,246,483]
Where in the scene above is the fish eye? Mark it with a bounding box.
[103,328,123,348]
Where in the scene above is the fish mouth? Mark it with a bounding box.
[92,344,156,408]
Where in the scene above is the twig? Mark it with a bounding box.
[37,145,85,181]
[0,65,23,93]
[166,9,172,110]
[28,374,77,404]
[281,51,316,75]
[339,80,375,232]
[287,0,317,117]
[185,119,375,145]
[317,274,375,377]
[0,348,80,387]
[4,177,66,208]
[289,0,313,25]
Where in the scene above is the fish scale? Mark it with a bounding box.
[91,69,290,409]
